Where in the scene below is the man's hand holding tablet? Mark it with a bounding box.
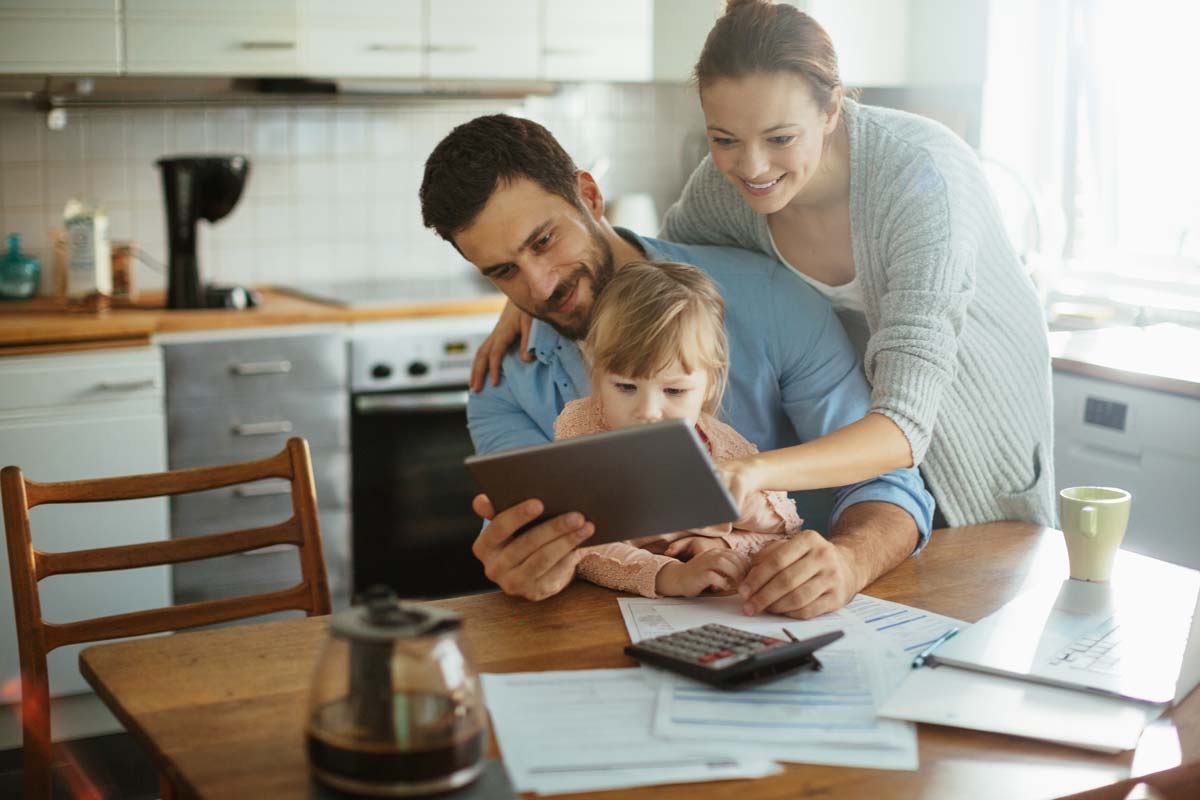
[465,419,741,601]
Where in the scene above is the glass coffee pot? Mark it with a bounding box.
[307,587,487,796]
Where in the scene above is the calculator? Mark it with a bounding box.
[624,624,844,690]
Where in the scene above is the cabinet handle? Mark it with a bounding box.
[231,360,292,376]
[543,47,592,56]
[240,41,296,50]
[355,390,468,414]
[427,44,478,54]
[367,43,421,52]
[232,420,294,436]
[234,481,292,498]
[97,378,158,392]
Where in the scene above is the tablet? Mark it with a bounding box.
[464,418,739,545]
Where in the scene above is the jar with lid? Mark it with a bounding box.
[0,233,41,300]
[307,587,487,796]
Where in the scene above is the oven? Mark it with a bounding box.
[348,314,499,599]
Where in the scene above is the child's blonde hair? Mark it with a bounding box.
[584,260,729,415]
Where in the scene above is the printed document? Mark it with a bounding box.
[481,669,780,795]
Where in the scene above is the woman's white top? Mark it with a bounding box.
[662,99,1056,528]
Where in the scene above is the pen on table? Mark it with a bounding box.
[911,627,960,669]
[783,628,799,642]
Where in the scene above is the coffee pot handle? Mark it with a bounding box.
[1079,505,1098,538]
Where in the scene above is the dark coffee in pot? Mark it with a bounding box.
[307,691,483,794]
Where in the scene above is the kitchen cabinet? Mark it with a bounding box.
[544,0,652,82]
[160,327,351,613]
[651,0,988,88]
[0,346,170,704]
[1054,371,1200,570]
[0,0,120,74]
[298,0,424,79]
[427,0,539,80]
[124,0,299,76]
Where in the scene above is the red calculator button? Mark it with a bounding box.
[698,653,720,664]
[761,638,782,646]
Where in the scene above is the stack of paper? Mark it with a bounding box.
[481,669,780,795]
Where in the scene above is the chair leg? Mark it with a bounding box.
[160,770,177,800]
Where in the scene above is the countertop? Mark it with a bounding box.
[0,286,507,355]
[1049,323,1200,399]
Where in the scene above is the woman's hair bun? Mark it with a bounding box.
[724,0,766,12]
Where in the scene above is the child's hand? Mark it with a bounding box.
[663,535,729,560]
[656,550,750,597]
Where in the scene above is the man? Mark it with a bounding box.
[420,114,934,619]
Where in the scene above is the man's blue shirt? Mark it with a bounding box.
[467,231,934,547]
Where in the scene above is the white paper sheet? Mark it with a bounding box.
[481,669,781,795]
[651,644,919,771]
[879,663,1164,753]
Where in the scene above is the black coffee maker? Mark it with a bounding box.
[157,155,251,310]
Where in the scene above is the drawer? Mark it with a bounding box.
[163,334,345,403]
[0,346,162,414]
[173,508,349,599]
[171,449,349,533]
[167,392,349,467]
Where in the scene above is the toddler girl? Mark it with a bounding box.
[554,260,802,598]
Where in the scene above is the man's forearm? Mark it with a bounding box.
[829,501,920,592]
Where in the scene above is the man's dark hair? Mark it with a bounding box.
[420,114,580,244]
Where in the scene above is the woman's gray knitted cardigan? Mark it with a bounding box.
[662,100,1056,527]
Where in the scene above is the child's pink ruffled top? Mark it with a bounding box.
[554,397,803,598]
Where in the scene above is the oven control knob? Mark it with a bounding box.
[407,361,430,377]
[370,363,393,380]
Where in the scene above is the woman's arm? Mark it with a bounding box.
[720,412,912,501]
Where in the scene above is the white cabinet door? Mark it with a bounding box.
[652,0,722,82]
[0,0,120,74]
[299,0,424,78]
[427,0,539,80]
[125,0,298,76]
[0,348,170,701]
[803,0,909,88]
[544,0,652,82]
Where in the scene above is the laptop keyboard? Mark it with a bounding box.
[1050,616,1123,675]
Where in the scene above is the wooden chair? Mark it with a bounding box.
[1,437,331,800]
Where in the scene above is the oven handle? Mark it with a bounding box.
[355,390,469,414]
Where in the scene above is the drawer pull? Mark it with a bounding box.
[367,43,420,52]
[543,47,591,56]
[233,420,294,436]
[427,44,477,54]
[97,378,158,392]
[234,481,292,498]
[240,41,296,50]
[231,360,292,376]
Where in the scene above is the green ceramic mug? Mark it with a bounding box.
[1058,487,1132,582]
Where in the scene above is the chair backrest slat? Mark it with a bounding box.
[36,518,303,579]
[23,447,293,509]
[43,583,316,652]
[1,437,330,800]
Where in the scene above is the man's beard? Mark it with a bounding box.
[523,221,616,341]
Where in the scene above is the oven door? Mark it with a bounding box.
[351,388,492,598]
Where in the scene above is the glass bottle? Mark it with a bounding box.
[0,233,41,301]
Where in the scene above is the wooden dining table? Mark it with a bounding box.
[80,522,1200,800]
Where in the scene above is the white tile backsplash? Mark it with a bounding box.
[0,83,705,289]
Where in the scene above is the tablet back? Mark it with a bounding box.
[464,418,739,545]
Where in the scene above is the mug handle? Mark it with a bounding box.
[1079,505,1098,538]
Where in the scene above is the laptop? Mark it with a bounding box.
[932,563,1200,706]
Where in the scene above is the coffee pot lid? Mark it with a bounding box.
[329,585,462,643]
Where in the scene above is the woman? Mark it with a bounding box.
[472,0,1055,529]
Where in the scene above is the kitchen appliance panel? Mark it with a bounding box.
[166,391,349,467]
[170,448,349,531]
[164,332,345,402]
